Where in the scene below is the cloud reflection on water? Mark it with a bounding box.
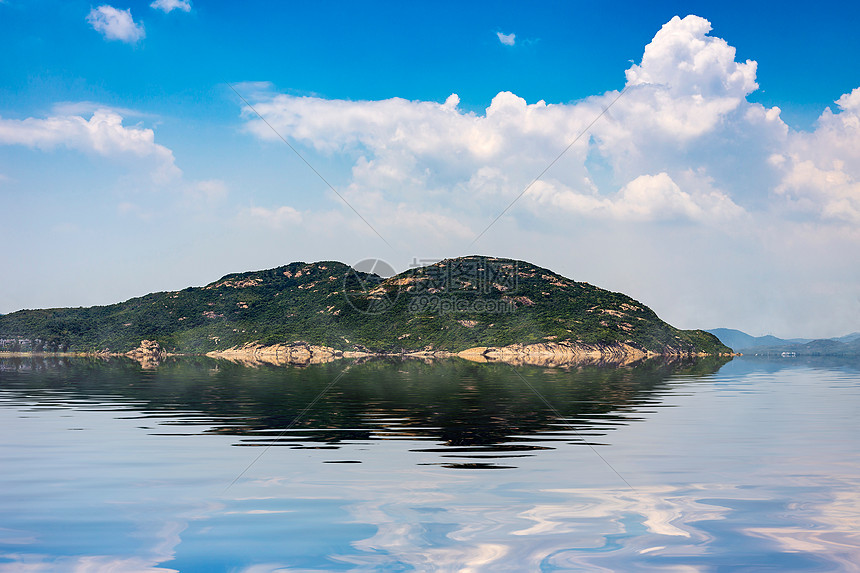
[318,478,860,571]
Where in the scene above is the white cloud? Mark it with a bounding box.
[526,172,745,223]
[610,14,760,149]
[0,109,180,182]
[188,179,228,203]
[625,16,757,98]
[240,15,762,231]
[150,0,191,13]
[496,32,515,46]
[243,205,303,228]
[614,172,739,221]
[87,5,145,43]
[773,87,860,222]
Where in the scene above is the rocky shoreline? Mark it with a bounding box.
[1,340,174,369]
[204,340,731,368]
[2,339,734,369]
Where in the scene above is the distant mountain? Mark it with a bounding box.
[705,329,799,351]
[750,337,860,357]
[708,328,860,356]
[835,332,860,343]
[0,256,729,356]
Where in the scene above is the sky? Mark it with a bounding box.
[1,0,860,339]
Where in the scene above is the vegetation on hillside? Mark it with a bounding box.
[0,256,730,355]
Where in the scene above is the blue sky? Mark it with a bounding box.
[2,0,860,338]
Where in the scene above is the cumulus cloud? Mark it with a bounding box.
[240,17,766,231]
[236,13,858,265]
[87,5,145,43]
[150,0,191,13]
[625,16,757,97]
[605,13,762,166]
[0,109,180,181]
[772,87,860,223]
[496,32,515,46]
[527,171,744,223]
[244,89,600,198]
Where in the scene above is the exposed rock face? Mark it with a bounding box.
[207,341,342,367]
[124,336,728,369]
[202,339,699,368]
[125,339,167,369]
[457,341,657,368]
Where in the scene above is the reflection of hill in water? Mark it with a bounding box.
[0,356,729,460]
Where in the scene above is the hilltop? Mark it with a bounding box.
[0,256,729,358]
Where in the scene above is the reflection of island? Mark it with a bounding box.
[0,355,729,465]
[204,340,717,369]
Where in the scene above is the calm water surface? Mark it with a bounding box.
[0,355,858,572]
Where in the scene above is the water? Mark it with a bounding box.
[0,355,858,572]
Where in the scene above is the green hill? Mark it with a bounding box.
[0,256,729,355]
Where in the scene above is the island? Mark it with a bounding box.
[0,256,731,366]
